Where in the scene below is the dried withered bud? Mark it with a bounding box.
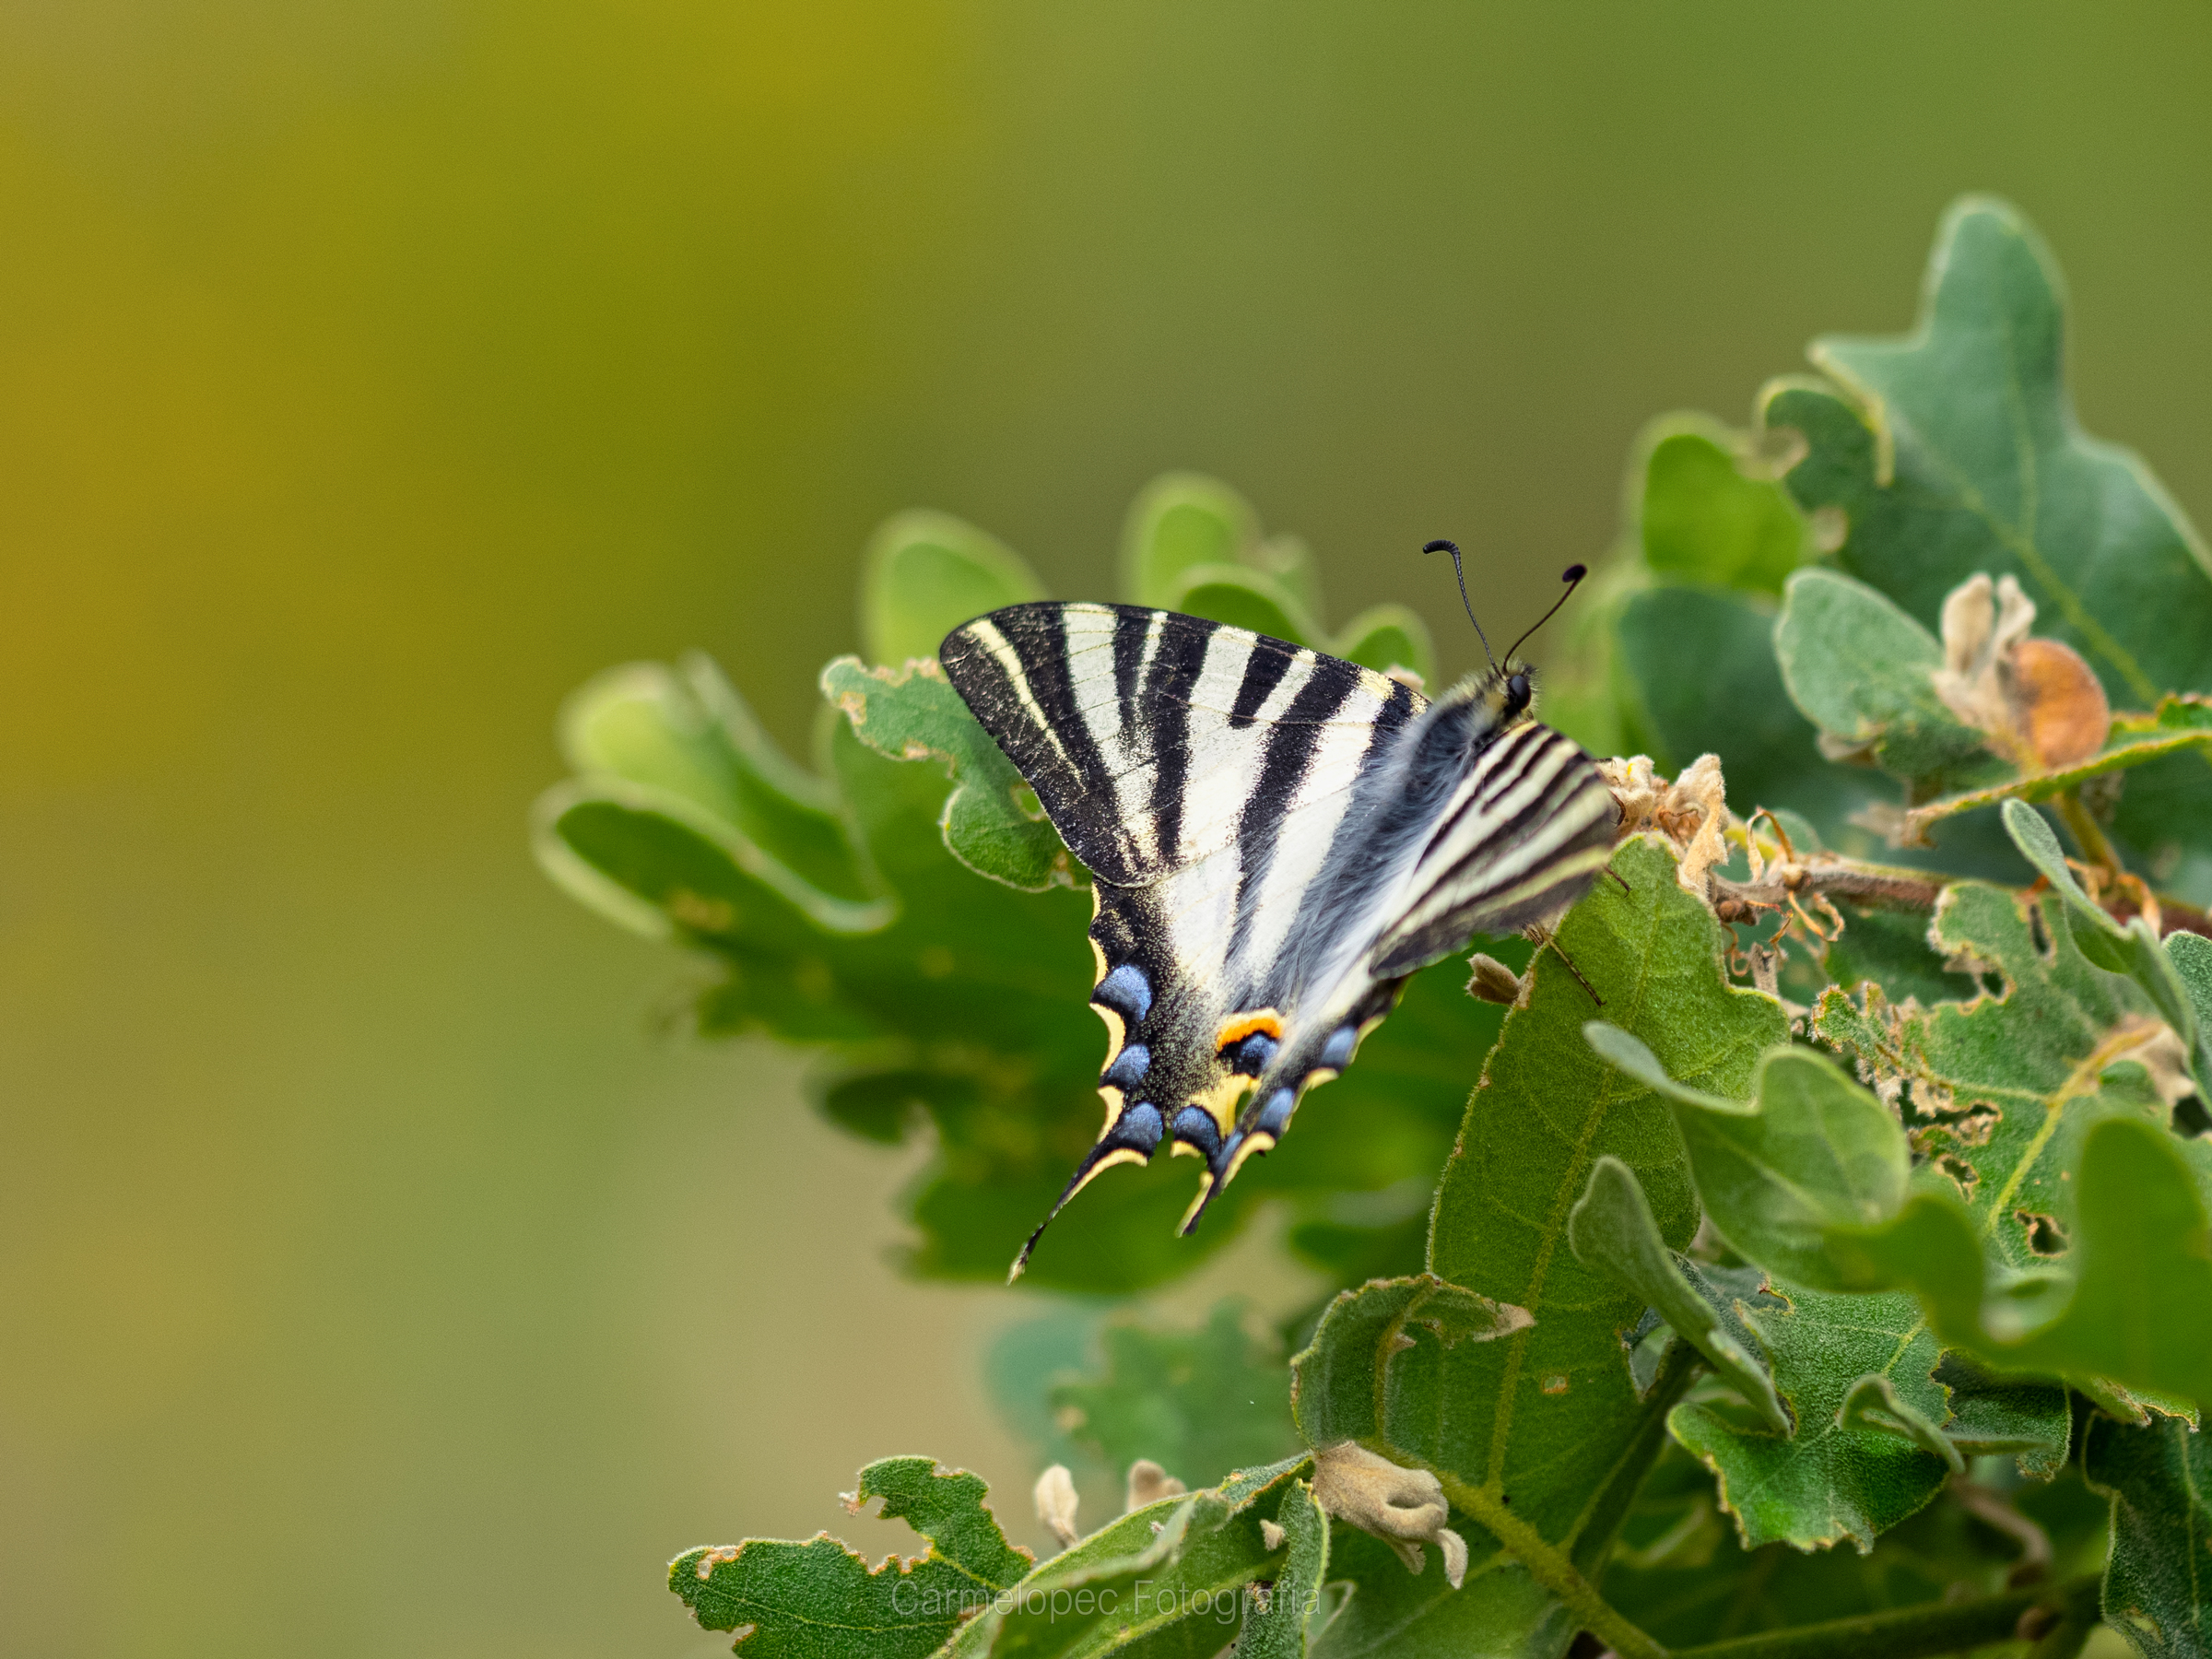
[1124,1458,1185,1512]
[1034,1464,1080,1548]
[1309,1441,1467,1587]
[1931,572,2108,771]
[1465,952,1525,1006]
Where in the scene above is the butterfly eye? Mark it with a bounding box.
[1505,671,1532,716]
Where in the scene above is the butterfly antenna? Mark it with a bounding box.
[1502,564,1589,665]
[1422,538,1497,672]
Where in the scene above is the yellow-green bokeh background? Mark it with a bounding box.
[5,6,2210,1653]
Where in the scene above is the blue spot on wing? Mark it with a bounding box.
[1094,962,1152,1022]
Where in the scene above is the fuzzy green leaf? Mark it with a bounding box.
[2084,1414,2212,1659]
[1637,421,1810,596]
[672,1457,1032,1658]
[1812,876,2212,1405]
[1760,196,2212,892]
[1601,1439,2110,1648]
[822,656,1081,893]
[1772,567,1997,795]
[958,1460,1307,1658]
[1568,1155,1790,1434]
[1836,1372,1964,1474]
[1236,1481,1328,1659]
[1583,1030,1909,1294]
[1306,1535,1571,1659]
[1769,197,2212,709]
[2002,798,2203,1088]
[1831,1115,2212,1414]
[862,510,1046,668]
[1935,1353,2070,1479]
[1293,838,1787,1626]
[1815,880,2184,1278]
[560,654,879,902]
[2171,929,2212,1088]
[1670,1287,1951,1553]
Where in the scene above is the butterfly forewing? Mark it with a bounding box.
[940,601,1616,1275]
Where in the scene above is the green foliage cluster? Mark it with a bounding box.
[540,199,2212,1656]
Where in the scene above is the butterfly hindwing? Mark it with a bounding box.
[940,601,1617,1274]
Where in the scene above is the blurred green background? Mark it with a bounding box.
[5,4,2210,1653]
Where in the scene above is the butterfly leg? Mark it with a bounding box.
[1523,922,1603,1006]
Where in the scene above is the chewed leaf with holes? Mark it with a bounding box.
[1671,1288,1952,1553]
[672,1458,1031,1658]
[1292,838,1789,1630]
[1814,881,2187,1276]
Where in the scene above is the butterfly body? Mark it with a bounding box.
[940,601,1617,1273]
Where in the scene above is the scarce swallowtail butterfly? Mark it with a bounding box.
[941,562,1618,1278]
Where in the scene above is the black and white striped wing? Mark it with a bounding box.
[940,601,1616,1275]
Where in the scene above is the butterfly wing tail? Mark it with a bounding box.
[1006,1100,1166,1281]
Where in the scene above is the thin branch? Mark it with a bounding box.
[1669,1574,2100,1659]
[1433,1472,1666,1659]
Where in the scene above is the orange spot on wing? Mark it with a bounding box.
[1214,1010,1283,1049]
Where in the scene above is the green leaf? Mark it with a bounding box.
[1331,604,1436,688]
[1935,1353,2070,1479]
[961,1460,1308,1658]
[535,784,895,952]
[1809,874,2212,1406]
[1567,1154,1791,1434]
[822,656,1081,893]
[1833,1116,2212,1414]
[1670,1287,1950,1553]
[1046,1301,1301,1497]
[2002,798,2203,1091]
[2171,928,2212,1088]
[1636,419,1810,596]
[1814,879,2183,1279]
[560,655,879,903]
[1164,562,1324,646]
[1836,1372,1963,1473]
[1121,473,1264,608]
[1602,1439,2110,1648]
[1306,1535,1571,1659]
[1768,197,2212,710]
[1236,1480,1328,1659]
[1818,902,1979,1009]
[1293,838,1788,1626]
[2084,1413,2212,1659]
[1582,1029,1908,1294]
[672,1457,1032,1658]
[862,509,1046,667]
[1772,567,1997,796]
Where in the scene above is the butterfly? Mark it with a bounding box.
[940,561,1618,1277]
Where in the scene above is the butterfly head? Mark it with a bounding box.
[1503,665,1533,722]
